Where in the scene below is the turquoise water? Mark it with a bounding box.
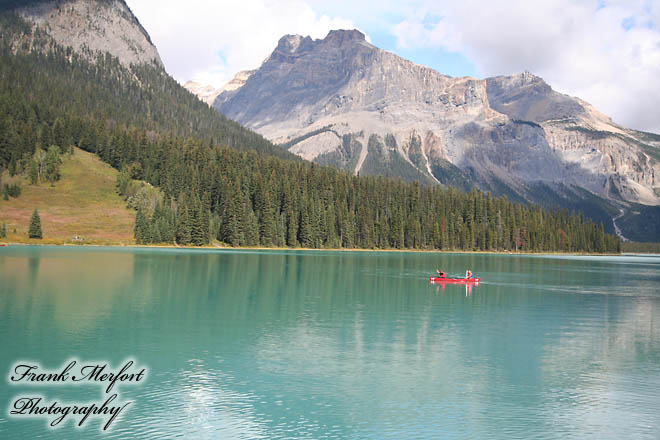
[1,247,659,439]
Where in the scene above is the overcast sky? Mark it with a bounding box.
[125,0,660,133]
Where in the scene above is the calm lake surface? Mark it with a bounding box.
[1,246,659,439]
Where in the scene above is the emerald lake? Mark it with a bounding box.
[1,247,659,439]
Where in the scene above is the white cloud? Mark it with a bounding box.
[390,0,660,133]
[125,0,356,88]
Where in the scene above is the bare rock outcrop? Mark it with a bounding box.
[16,0,162,68]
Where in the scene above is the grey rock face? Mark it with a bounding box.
[195,69,256,108]
[184,81,221,106]
[213,29,660,211]
[218,30,377,129]
[18,0,163,68]
[485,72,585,122]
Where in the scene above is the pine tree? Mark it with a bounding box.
[243,202,259,246]
[0,221,6,238]
[28,209,42,239]
[298,202,313,248]
[189,194,206,246]
[134,208,148,244]
[201,192,211,244]
[8,156,16,176]
[259,191,277,246]
[176,200,192,245]
[29,159,38,184]
[44,145,61,184]
[286,207,298,247]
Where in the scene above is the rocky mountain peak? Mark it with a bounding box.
[486,71,582,122]
[15,0,163,68]
[276,29,367,53]
[518,70,542,84]
[276,34,307,53]
[324,29,366,45]
[212,29,383,128]
[184,80,221,106]
[190,69,257,107]
[270,29,370,63]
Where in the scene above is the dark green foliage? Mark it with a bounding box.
[621,242,660,253]
[617,204,660,242]
[1,1,52,12]
[28,208,42,238]
[134,209,148,242]
[10,182,19,197]
[630,129,660,143]
[8,156,16,175]
[512,119,542,129]
[243,203,260,246]
[525,182,618,234]
[472,173,527,204]
[430,159,472,191]
[116,166,132,196]
[175,197,192,245]
[116,136,619,252]
[0,221,6,238]
[637,142,660,163]
[315,133,362,172]
[189,193,206,246]
[596,130,660,163]
[201,192,211,245]
[564,126,611,140]
[282,125,336,149]
[384,133,397,148]
[134,208,148,244]
[2,182,20,198]
[29,159,38,184]
[361,135,434,183]
[406,134,428,174]
[44,145,62,183]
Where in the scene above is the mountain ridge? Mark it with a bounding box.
[197,29,660,239]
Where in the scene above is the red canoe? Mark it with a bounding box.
[429,276,480,283]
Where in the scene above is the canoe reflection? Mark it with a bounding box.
[431,279,480,296]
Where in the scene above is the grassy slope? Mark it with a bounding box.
[0,147,134,245]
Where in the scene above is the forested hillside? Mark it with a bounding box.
[128,139,620,253]
[0,10,620,253]
[0,11,291,167]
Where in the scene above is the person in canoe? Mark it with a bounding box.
[436,269,446,278]
[465,269,474,279]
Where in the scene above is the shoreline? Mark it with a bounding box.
[0,240,624,256]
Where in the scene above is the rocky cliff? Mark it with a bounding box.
[188,69,255,106]
[183,80,221,106]
[207,29,660,237]
[11,0,162,67]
